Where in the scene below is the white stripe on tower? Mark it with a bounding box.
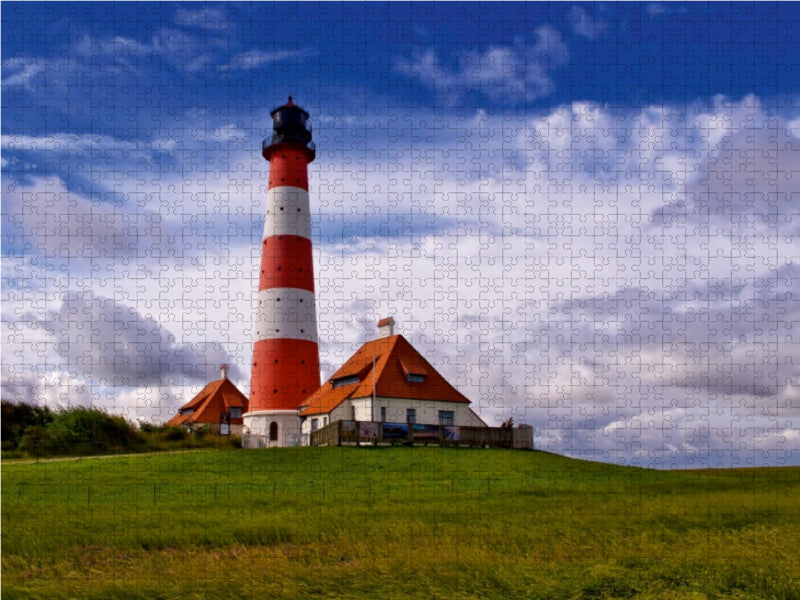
[263,186,312,239]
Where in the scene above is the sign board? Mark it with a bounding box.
[340,420,358,443]
[412,424,440,441]
[359,421,379,441]
[382,422,408,441]
[444,426,460,442]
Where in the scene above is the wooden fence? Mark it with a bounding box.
[310,420,533,450]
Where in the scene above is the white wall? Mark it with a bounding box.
[348,397,486,426]
[244,411,302,447]
[301,397,486,436]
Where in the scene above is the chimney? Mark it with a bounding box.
[220,364,229,380]
[377,317,395,338]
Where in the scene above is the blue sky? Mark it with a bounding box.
[2,2,799,468]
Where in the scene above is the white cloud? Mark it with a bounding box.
[1,57,46,89]
[570,7,607,39]
[397,27,568,103]
[2,175,182,260]
[226,48,316,71]
[1,133,139,153]
[174,6,231,32]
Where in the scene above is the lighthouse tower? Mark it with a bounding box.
[244,97,320,447]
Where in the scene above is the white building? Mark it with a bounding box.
[299,317,486,436]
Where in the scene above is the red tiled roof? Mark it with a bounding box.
[300,334,470,416]
[166,377,248,427]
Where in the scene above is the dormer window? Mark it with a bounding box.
[407,373,426,383]
[332,375,359,388]
[179,408,194,416]
[229,407,242,419]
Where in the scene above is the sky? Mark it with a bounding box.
[2,2,799,468]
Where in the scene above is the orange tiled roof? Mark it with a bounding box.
[300,334,470,416]
[166,377,248,426]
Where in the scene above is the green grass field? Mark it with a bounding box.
[2,447,799,599]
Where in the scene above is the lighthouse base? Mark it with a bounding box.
[242,410,304,448]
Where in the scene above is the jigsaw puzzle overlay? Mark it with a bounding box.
[2,2,799,470]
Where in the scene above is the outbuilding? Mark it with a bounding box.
[167,365,248,435]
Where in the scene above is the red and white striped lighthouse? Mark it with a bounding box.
[244,97,320,447]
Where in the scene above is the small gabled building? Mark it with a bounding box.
[167,365,248,435]
[299,317,486,435]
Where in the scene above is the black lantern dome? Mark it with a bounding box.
[262,96,316,162]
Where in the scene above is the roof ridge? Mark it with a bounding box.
[369,334,400,394]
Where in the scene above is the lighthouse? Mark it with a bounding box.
[244,97,320,447]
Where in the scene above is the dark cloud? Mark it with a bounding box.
[40,290,240,387]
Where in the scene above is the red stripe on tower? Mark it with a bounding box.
[244,97,320,447]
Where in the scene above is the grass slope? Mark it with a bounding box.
[2,447,799,599]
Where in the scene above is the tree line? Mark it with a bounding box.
[1,401,238,458]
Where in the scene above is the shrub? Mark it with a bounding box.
[163,426,188,442]
[18,425,52,456]
[15,406,142,456]
[4,402,240,457]
[1,400,54,449]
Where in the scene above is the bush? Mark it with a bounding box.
[137,422,187,442]
[3,402,241,458]
[163,426,189,442]
[10,405,142,457]
[46,407,142,455]
[18,425,51,456]
[2,400,53,448]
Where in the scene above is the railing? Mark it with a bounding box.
[310,420,533,450]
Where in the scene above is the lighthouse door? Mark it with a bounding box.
[269,421,279,443]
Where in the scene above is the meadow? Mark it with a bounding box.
[2,447,799,599]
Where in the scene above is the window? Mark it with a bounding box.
[179,408,194,416]
[323,416,328,426]
[380,407,386,422]
[407,373,426,383]
[332,375,359,388]
[351,406,356,420]
[229,407,242,419]
[438,410,455,426]
[406,408,416,424]
[269,421,279,442]
[311,418,319,431]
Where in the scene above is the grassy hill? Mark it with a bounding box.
[3,447,799,599]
